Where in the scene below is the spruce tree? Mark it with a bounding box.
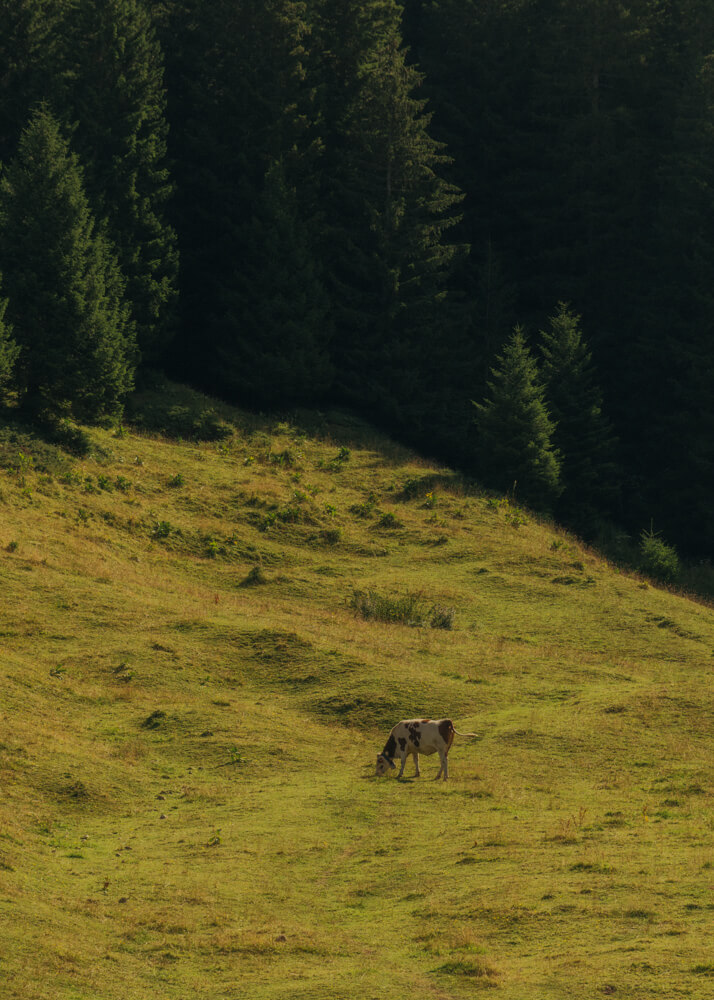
[59,0,178,363]
[0,279,20,399]
[165,0,322,398]
[539,302,618,528]
[312,0,464,431]
[0,106,135,422]
[473,326,561,510]
[212,160,332,408]
[0,0,64,164]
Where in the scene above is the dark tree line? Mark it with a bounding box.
[0,0,713,557]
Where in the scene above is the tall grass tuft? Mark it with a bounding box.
[350,589,426,626]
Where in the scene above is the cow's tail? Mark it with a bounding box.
[452,728,480,739]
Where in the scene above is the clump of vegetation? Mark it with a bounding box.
[430,605,455,630]
[350,589,426,626]
[319,446,351,472]
[318,528,341,545]
[639,526,680,583]
[204,537,220,558]
[486,495,528,526]
[269,448,300,468]
[435,959,498,980]
[239,565,267,587]
[349,493,377,518]
[128,387,231,441]
[141,710,167,730]
[377,511,401,529]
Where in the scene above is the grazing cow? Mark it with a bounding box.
[375,718,478,781]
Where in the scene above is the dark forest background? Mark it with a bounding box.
[1,0,714,562]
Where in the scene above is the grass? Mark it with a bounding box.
[2,381,714,999]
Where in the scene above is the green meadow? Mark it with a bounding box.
[1,383,714,999]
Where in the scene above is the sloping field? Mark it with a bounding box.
[1,383,714,999]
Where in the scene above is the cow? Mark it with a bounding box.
[375,718,478,781]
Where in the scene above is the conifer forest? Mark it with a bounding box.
[1,0,714,561]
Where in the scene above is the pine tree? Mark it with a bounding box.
[0,106,135,422]
[212,160,332,408]
[539,302,618,529]
[0,278,20,399]
[473,326,561,510]
[59,0,178,364]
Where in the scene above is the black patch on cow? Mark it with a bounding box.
[383,734,397,760]
[439,719,454,750]
[408,724,421,748]
[398,737,407,751]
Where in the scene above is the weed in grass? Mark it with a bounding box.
[168,473,184,488]
[204,538,220,558]
[377,511,402,529]
[13,450,34,487]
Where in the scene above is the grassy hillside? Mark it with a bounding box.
[2,381,714,1000]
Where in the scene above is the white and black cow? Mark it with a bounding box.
[375,718,477,781]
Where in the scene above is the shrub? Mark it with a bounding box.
[350,589,426,626]
[377,511,402,529]
[430,605,455,630]
[239,565,267,587]
[133,400,231,441]
[46,419,92,456]
[639,527,680,583]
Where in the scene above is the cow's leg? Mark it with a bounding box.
[412,751,420,777]
[435,750,448,780]
[397,751,408,778]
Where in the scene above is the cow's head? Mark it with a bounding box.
[375,754,396,776]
